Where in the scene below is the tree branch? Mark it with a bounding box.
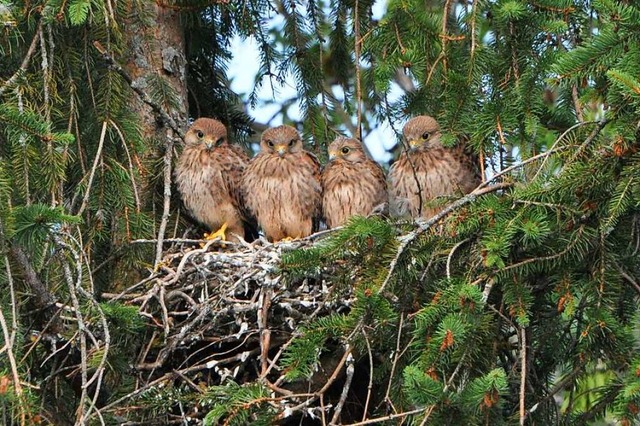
[9,246,57,314]
[379,182,513,294]
[0,20,42,96]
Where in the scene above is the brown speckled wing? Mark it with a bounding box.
[242,150,322,241]
[450,138,482,193]
[174,145,245,239]
[321,158,388,228]
[367,159,388,206]
[389,141,481,219]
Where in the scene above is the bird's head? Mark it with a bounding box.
[402,115,442,152]
[185,118,228,151]
[327,137,367,162]
[260,125,303,157]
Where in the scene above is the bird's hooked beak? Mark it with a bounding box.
[328,151,337,161]
[205,140,215,151]
[276,145,287,157]
[408,139,420,151]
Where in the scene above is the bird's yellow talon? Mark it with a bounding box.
[277,235,300,243]
[200,223,228,247]
[153,261,166,273]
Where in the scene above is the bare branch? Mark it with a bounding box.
[519,327,527,425]
[0,21,42,96]
[330,352,355,425]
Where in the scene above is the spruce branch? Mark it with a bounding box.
[566,117,610,164]
[9,245,57,316]
[380,182,513,294]
[613,262,640,296]
[76,120,107,216]
[110,119,142,212]
[417,349,470,425]
[499,226,585,274]
[571,85,584,123]
[54,232,111,423]
[0,20,42,96]
[91,42,183,269]
[531,120,599,181]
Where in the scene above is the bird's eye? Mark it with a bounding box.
[196,130,204,139]
[288,138,297,147]
[266,140,274,147]
[215,137,224,146]
[422,132,430,140]
[341,147,350,154]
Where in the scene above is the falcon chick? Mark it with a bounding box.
[389,115,481,218]
[242,125,322,241]
[175,118,252,242]
[321,137,387,228]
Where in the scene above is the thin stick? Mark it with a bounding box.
[343,407,428,426]
[259,287,272,376]
[447,238,470,280]
[441,0,452,72]
[519,327,527,425]
[354,0,363,140]
[275,345,353,421]
[383,313,404,405]
[379,183,513,294]
[361,332,374,422]
[77,121,107,216]
[330,352,355,425]
[0,21,42,96]
[615,262,640,296]
[155,137,175,268]
[130,237,212,244]
[566,118,609,164]
[0,308,26,425]
[469,0,478,65]
[532,120,595,181]
[481,145,572,190]
[571,85,584,123]
[109,119,142,212]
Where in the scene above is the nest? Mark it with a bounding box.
[108,235,358,423]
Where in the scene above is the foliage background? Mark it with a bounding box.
[1,0,640,424]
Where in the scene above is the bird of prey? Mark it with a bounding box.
[321,136,387,228]
[389,115,481,218]
[174,118,253,242]
[242,125,322,241]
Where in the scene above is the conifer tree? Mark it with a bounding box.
[1,0,640,425]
